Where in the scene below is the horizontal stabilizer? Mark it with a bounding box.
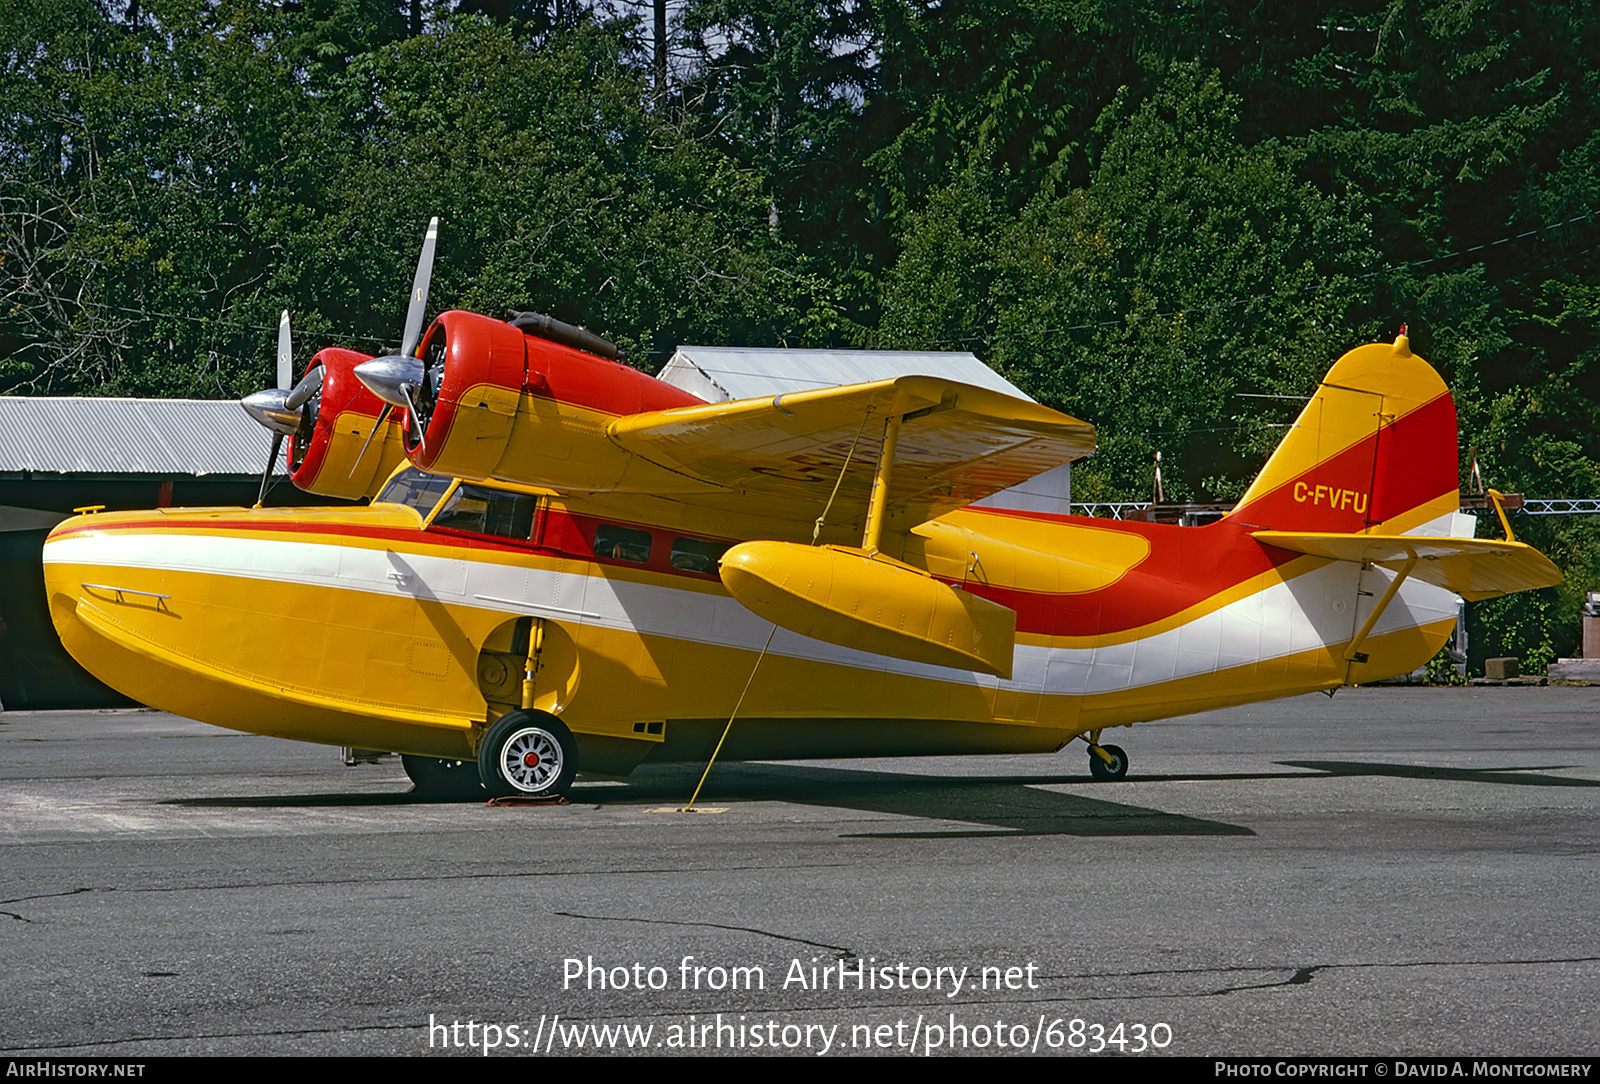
[720,541,1018,677]
[1253,532,1562,601]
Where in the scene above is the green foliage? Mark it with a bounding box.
[1423,643,1466,686]
[881,65,1378,499]
[1466,512,1600,674]
[1469,588,1563,677]
[0,4,802,395]
[295,16,796,368]
[2,0,1599,677]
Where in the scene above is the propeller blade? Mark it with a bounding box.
[283,363,324,411]
[399,217,439,360]
[348,403,393,478]
[276,310,292,391]
[255,433,284,508]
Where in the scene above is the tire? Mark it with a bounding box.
[478,711,578,798]
[1088,743,1128,781]
[401,754,484,798]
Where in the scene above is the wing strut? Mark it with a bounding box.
[1343,554,1417,683]
[862,412,901,555]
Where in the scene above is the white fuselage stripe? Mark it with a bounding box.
[45,531,1457,696]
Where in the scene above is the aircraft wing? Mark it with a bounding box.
[1253,532,1562,601]
[607,376,1095,527]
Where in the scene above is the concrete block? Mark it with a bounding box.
[1547,658,1600,682]
[1484,657,1519,680]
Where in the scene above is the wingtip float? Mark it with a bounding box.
[42,226,1560,800]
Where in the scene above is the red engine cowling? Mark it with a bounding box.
[286,347,411,500]
[400,310,701,488]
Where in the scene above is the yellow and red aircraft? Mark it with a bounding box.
[40,225,1561,798]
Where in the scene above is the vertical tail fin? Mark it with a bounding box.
[1225,335,1460,536]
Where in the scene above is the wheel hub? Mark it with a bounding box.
[500,727,561,791]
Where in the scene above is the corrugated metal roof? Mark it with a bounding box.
[0,398,267,475]
[657,346,1037,403]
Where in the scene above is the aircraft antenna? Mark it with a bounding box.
[682,623,779,813]
[812,409,873,545]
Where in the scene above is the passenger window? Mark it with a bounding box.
[374,468,454,517]
[593,524,651,563]
[431,484,538,541]
[669,537,729,574]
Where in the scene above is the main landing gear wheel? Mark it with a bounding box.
[401,754,484,798]
[478,711,578,799]
[1088,743,1128,781]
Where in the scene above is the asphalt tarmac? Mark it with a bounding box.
[1,686,1596,1057]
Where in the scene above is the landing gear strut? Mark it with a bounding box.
[1083,732,1128,781]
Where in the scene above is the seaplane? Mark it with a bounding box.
[41,221,1562,799]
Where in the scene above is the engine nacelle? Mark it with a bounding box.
[286,347,411,500]
[402,310,701,489]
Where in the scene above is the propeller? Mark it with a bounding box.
[353,217,440,463]
[238,218,440,496]
[239,310,319,507]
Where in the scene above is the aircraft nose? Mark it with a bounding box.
[40,515,136,674]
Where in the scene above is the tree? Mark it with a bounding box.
[880,66,1378,500]
[0,4,810,395]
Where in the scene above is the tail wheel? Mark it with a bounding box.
[401,754,484,798]
[1088,743,1128,781]
[478,711,578,798]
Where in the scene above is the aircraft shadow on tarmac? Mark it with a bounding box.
[167,755,1595,837]
[1278,759,1600,788]
[169,761,1253,838]
[617,762,1256,837]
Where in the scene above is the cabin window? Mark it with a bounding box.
[375,468,454,517]
[431,484,539,541]
[669,537,729,574]
[593,524,651,563]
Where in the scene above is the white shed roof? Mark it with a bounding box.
[657,346,1036,404]
[655,346,1073,514]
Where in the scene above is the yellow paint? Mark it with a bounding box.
[1234,335,1447,513]
[423,382,521,480]
[300,408,410,500]
[45,504,1460,767]
[1253,531,1561,601]
[39,337,1559,785]
[911,513,1151,593]
[720,541,1017,677]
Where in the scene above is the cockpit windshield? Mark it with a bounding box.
[431,483,538,541]
[373,467,454,517]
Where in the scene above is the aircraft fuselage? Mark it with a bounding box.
[41,476,1458,776]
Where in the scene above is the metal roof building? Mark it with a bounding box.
[0,397,265,476]
[0,397,306,711]
[0,397,322,536]
[656,345,1038,404]
[656,346,1074,515]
